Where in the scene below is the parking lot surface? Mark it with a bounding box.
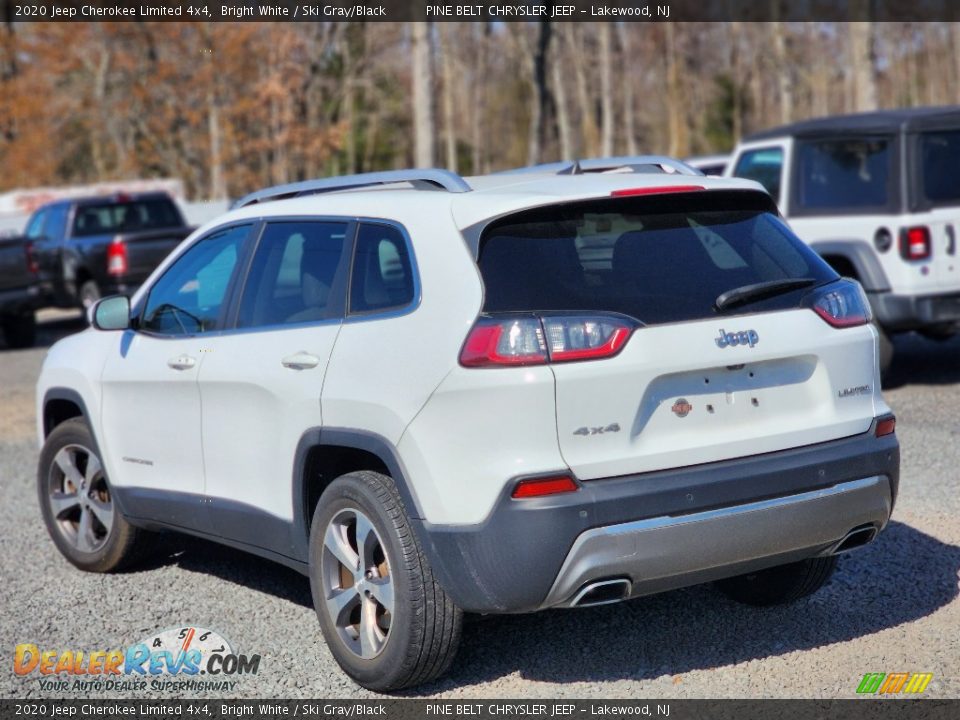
[2,313,958,698]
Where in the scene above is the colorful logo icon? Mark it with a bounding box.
[856,672,933,695]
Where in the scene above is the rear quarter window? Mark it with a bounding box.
[478,191,836,326]
[916,130,960,207]
[793,137,897,214]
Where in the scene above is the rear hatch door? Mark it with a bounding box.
[477,189,878,480]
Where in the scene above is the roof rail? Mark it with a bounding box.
[498,155,704,178]
[234,169,471,208]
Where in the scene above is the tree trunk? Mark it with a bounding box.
[771,8,793,124]
[664,24,689,157]
[527,21,553,166]
[411,21,435,168]
[599,22,614,157]
[848,5,878,112]
[568,26,598,157]
[439,25,457,172]
[551,38,574,159]
[617,23,637,156]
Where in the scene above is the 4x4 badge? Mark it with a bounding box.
[672,398,693,418]
[573,423,621,436]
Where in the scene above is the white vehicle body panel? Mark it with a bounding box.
[99,332,206,498]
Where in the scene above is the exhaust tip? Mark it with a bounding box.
[832,524,879,555]
[570,578,631,608]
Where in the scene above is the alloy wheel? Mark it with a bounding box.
[320,508,394,659]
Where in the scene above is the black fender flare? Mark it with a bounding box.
[41,387,131,518]
[809,240,891,293]
[290,427,427,562]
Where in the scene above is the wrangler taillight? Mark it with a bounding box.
[24,242,38,275]
[460,314,635,368]
[106,239,128,276]
[900,226,931,260]
[807,280,872,328]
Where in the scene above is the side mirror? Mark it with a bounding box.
[92,295,130,331]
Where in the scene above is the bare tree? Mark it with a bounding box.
[599,23,614,156]
[664,24,689,157]
[411,21,435,168]
[616,23,637,156]
[771,4,793,124]
[848,2,878,112]
[526,21,553,166]
[439,25,457,172]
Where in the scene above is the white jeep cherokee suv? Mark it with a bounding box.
[36,158,900,691]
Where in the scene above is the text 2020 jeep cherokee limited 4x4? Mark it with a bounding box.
[36,158,899,691]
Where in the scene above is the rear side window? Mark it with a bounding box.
[237,221,348,328]
[733,147,783,201]
[478,192,836,326]
[72,197,182,237]
[349,224,415,314]
[794,137,894,212]
[917,130,960,206]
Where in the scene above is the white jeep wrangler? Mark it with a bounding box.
[727,106,960,372]
[36,159,899,691]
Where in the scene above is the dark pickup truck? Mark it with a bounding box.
[24,192,193,310]
[0,235,40,348]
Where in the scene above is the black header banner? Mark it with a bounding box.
[5,0,960,23]
[1,700,958,720]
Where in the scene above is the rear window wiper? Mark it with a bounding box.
[715,278,818,311]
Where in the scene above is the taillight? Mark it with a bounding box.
[460,314,635,368]
[808,280,872,328]
[24,242,38,275]
[106,239,128,276]
[460,317,547,367]
[899,226,931,260]
[542,316,632,361]
[511,475,579,499]
[875,417,896,437]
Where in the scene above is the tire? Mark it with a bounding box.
[716,555,838,607]
[875,323,894,377]
[38,418,152,573]
[1,312,36,349]
[308,470,462,691]
[78,279,101,311]
[919,324,956,342]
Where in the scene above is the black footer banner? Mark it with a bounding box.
[1,700,957,720]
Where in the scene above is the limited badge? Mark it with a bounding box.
[671,398,693,418]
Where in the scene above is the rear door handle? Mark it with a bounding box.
[167,354,196,371]
[281,352,321,370]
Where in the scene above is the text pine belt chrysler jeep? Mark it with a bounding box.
[727,106,960,373]
[36,158,900,691]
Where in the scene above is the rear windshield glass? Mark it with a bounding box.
[794,137,893,212]
[72,198,182,237]
[918,130,960,206]
[478,192,836,326]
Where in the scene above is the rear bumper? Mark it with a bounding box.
[542,476,889,608]
[871,290,960,331]
[420,422,899,613]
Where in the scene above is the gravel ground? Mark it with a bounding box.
[1,314,958,699]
